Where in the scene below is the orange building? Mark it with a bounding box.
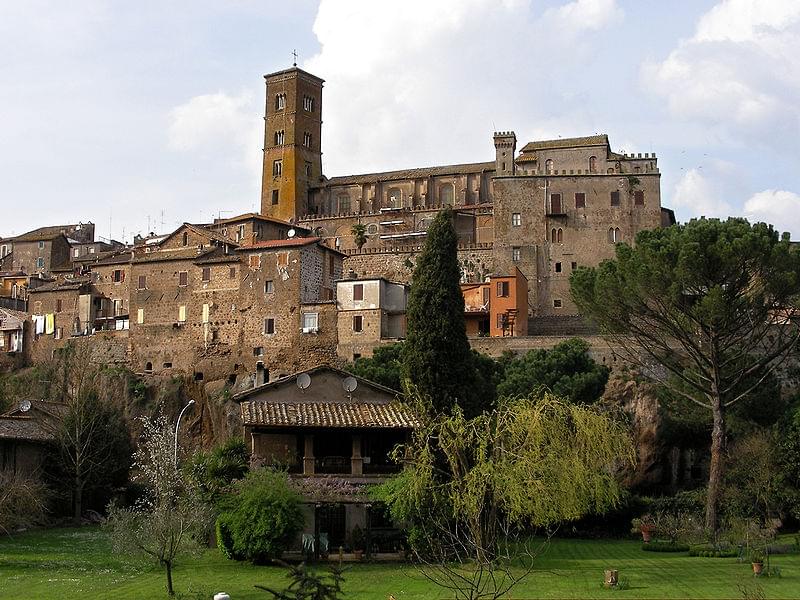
[462,267,528,337]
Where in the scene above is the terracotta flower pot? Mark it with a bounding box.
[641,527,653,543]
[752,562,763,575]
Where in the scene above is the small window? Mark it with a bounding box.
[553,299,563,308]
[329,254,335,276]
[88,247,95,254]
[302,312,319,331]
[275,93,286,110]
[608,227,622,243]
[575,192,586,209]
[144,361,153,372]
[303,132,312,148]
[38,241,45,249]
[272,189,279,205]
[229,267,236,279]
[338,194,351,214]
[277,252,288,267]
[303,95,314,112]
[557,228,563,244]
[202,267,211,282]
[353,353,361,361]
[163,362,173,369]
[439,183,455,207]
[249,255,261,269]
[545,159,554,175]
[555,262,562,273]
[178,271,188,287]
[273,160,282,177]
[264,317,275,335]
[137,308,144,324]
[634,190,645,206]
[137,275,146,289]
[36,257,44,269]
[73,248,80,258]
[264,280,274,294]
[588,156,598,173]
[611,191,621,207]
[550,193,562,214]
[56,299,62,312]
[353,283,364,301]
[512,247,521,262]
[388,187,402,208]
[178,305,187,322]
[367,223,378,235]
[496,281,510,297]
[274,130,285,145]
[55,327,62,340]
[253,347,263,357]
[511,213,521,227]
[353,315,363,332]
[305,162,312,177]
[571,261,577,270]
[112,269,124,283]
[182,231,189,246]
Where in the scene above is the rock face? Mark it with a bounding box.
[602,372,663,489]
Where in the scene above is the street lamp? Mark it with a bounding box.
[174,399,195,467]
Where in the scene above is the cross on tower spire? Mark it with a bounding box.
[292,49,297,67]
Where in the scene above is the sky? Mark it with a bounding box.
[1,0,799,242]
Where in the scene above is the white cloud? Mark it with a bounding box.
[744,189,800,238]
[305,0,625,175]
[642,0,800,147]
[671,168,733,219]
[167,91,262,177]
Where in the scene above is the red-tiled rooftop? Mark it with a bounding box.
[237,237,322,250]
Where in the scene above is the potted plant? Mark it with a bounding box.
[751,549,764,575]
[351,525,365,560]
[631,515,655,543]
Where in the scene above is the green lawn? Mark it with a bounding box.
[1,527,798,599]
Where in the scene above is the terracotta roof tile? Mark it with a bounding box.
[240,401,417,429]
[237,237,321,250]
[520,134,609,153]
[323,161,496,186]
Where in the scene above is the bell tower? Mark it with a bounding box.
[260,66,324,221]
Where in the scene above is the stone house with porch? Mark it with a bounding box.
[234,365,416,555]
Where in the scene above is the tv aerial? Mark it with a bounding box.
[287,228,296,239]
[19,399,31,412]
[342,376,358,398]
[296,373,311,392]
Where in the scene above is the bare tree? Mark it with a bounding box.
[0,468,49,535]
[106,415,211,596]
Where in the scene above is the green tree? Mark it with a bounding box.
[374,392,634,600]
[188,437,249,506]
[570,217,800,532]
[351,222,368,250]
[106,415,211,596]
[402,209,487,417]
[496,338,609,403]
[348,343,405,391]
[776,401,800,520]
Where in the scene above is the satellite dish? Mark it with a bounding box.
[296,373,311,390]
[287,228,296,238]
[343,377,358,393]
[19,399,32,412]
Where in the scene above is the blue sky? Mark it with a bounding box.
[2,0,799,241]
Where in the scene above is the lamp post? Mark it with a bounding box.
[174,399,195,467]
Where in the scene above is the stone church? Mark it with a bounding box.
[257,65,674,328]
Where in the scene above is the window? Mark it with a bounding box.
[545,159,554,175]
[353,283,364,301]
[439,183,455,207]
[264,280,274,294]
[269,189,278,206]
[610,190,621,207]
[38,241,45,249]
[338,194,351,214]
[275,93,286,110]
[329,254,335,276]
[608,227,622,243]
[575,192,586,209]
[388,187,402,208]
[367,223,378,235]
[202,267,211,282]
[571,261,577,270]
[112,269,124,283]
[550,193,562,214]
[589,156,598,173]
[303,95,314,112]
[555,262,562,273]
[236,224,246,242]
[56,299,62,312]
[273,160,282,177]
[55,327,62,340]
[202,303,209,323]
[88,247,95,254]
[497,313,508,330]
[274,130,285,145]
[137,308,144,324]
[553,299,563,308]
[264,317,275,335]
[496,281,510,297]
[634,190,645,206]
[253,347,263,357]
[353,315,363,332]
[73,248,80,258]
[137,275,146,289]
[178,271,188,287]
[512,247,521,262]
[182,231,189,246]
[302,312,318,332]
[277,252,289,267]
[557,228,563,244]
[178,305,186,322]
[229,267,236,279]
[305,162,312,177]
[303,132,312,148]
[36,257,44,269]
[511,213,521,227]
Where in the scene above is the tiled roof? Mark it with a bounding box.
[520,135,609,153]
[92,251,134,266]
[240,401,417,429]
[132,247,218,264]
[211,212,310,231]
[0,307,27,321]
[12,226,73,242]
[29,279,90,293]
[0,416,52,442]
[323,161,496,186]
[515,154,538,163]
[237,237,321,250]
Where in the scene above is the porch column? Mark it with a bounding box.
[303,434,315,475]
[351,433,363,475]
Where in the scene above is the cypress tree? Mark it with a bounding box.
[402,209,483,417]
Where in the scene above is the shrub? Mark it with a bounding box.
[218,469,304,563]
[641,541,689,552]
[688,543,738,558]
[215,514,240,560]
[189,438,249,505]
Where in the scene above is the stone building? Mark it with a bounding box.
[0,223,95,276]
[462,267,528,337]
[255,66,674,329]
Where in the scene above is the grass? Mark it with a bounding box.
[1,527,799,599]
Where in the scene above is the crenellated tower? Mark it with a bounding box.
[493,131,517,177]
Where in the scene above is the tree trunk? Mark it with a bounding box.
[73,479,83,525]
[705,399,726,533]
[165,560,174,596]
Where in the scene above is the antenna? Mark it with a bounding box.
[287,228,296,239]
[296,373,311,391]
[343,377,358,394]
[19,399,31,412]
